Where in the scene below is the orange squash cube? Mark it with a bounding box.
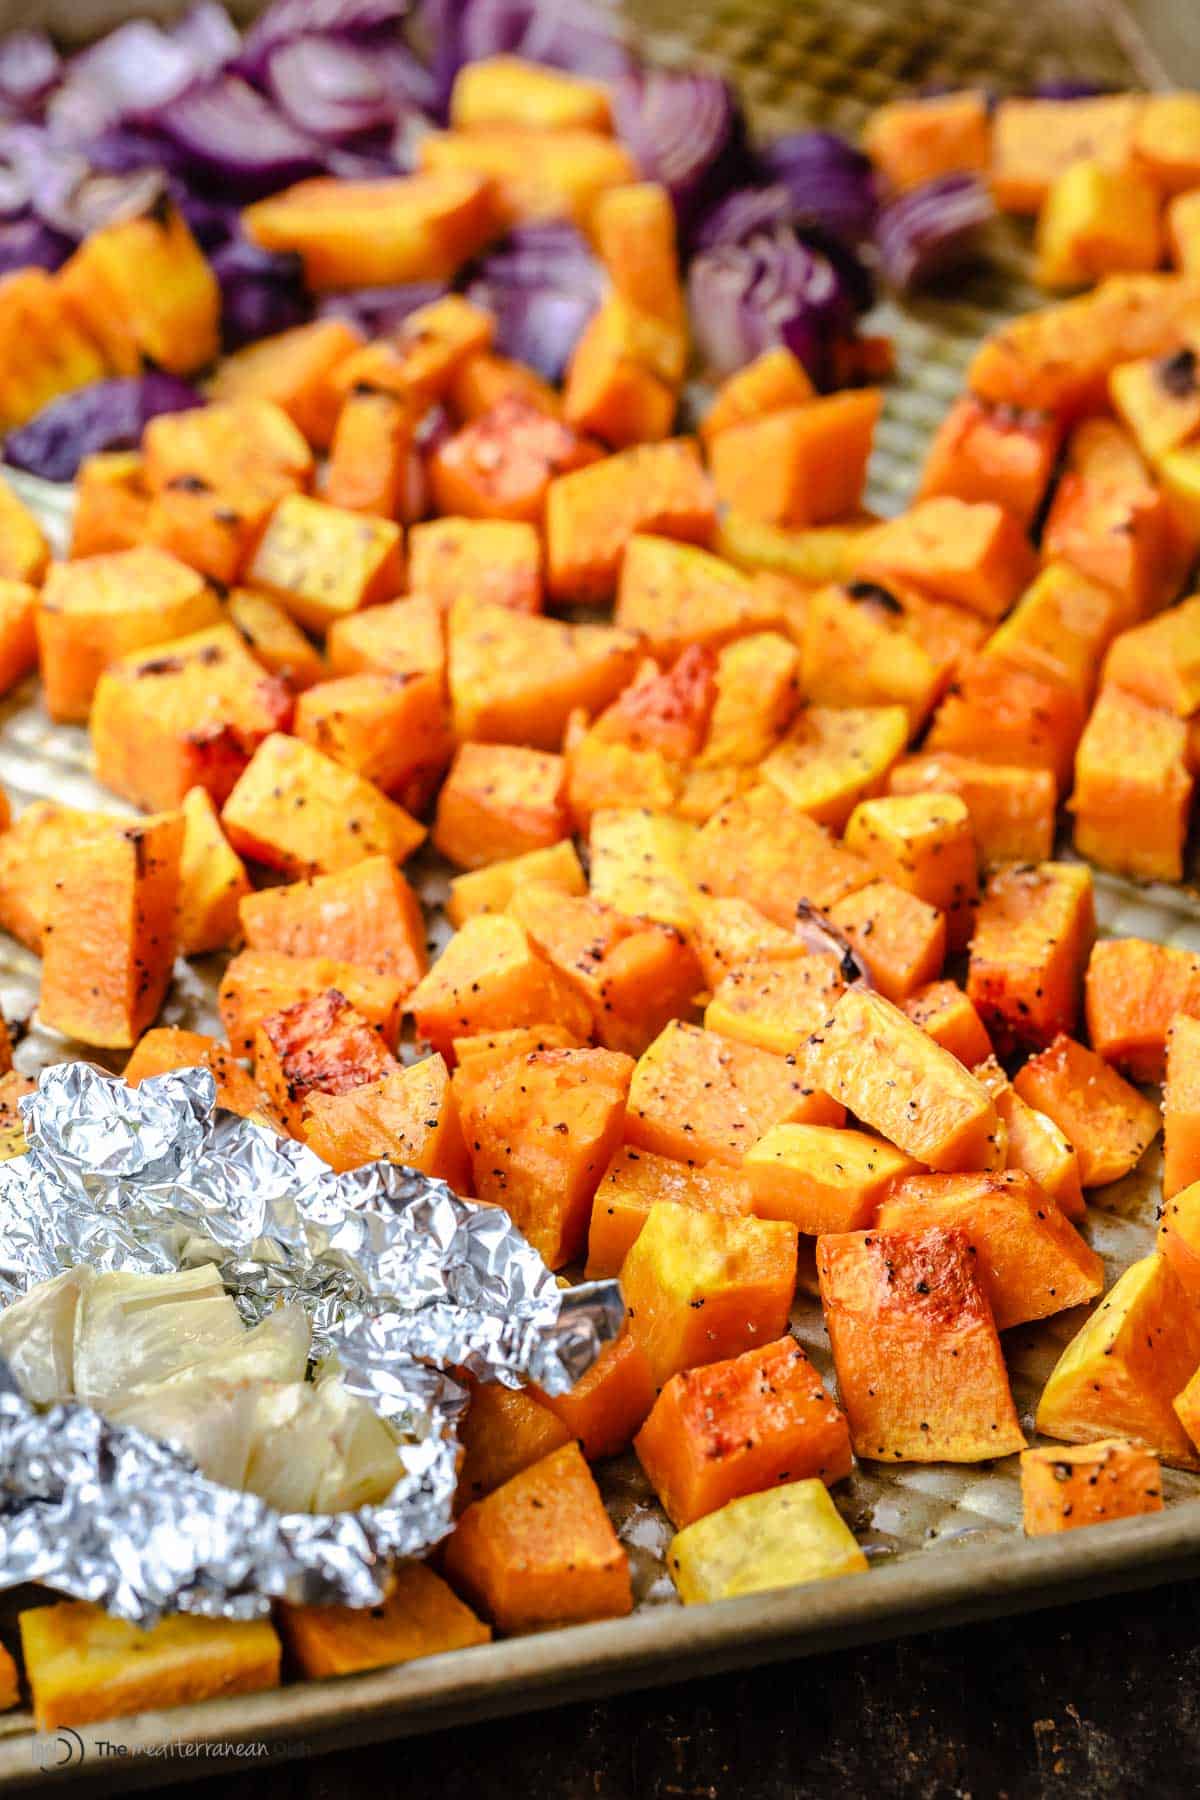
[826,880,947,1004]
[621,1200,798,1387]
[408,517,542,615]
[635,1336,851,1528]
[688,896,797,990]
[1167,187,1200,273]
[279,1561,489,1678]
[407,913,593,1059]
[800,583,945,737]
[1102,593,1200,718]
[917,393,1061,528]
[124,1026,265,1120]
[844,793,978,952]
[972,1055,1085,1221]
[218,948,404,1056]
[177,785,252,957]
[221,733,425,877]
[699,631,801,766]
[701,347,815,445]
[704,949,846,1059]
[300,668,453,815]
[1134,92,1200,192]
[1158,1177,1200,1302]
[418,126,635,230]
[246,493,403,634]
[708,391,881,528]
[443,1441,631,1632]
[966,861,1095,1056]
[253,988,398,1136]
[453,1024,587,1070]
[449,349,561,422]
[142,396,312,501]
[60,200,220,374]
[887,752,1056,865]
[984,560,1119,707]
[446,839,586,928]
[1109,351,1200,465]
[534,1330,656,1461]
[1034,159,1162,291]
[433,744,568,869]
[589,647,718,764]
[545,437,716,603]
[1070,685,1193,883]
[207,317,363,449]
[760,705,909,833]
[902,981,993,1068]
[325,385,417,519]
[989,95,1143,214]
[876,1169,1103,1330]
[0,477,49,585]
[430,395,600,526]
[327,592,446,685]
[239,855,427,993]
[1014,1034,1161,1188]
[585,1144,755,1279]
[70,451,151,559]
[228,589,326,691]
[1037,1251,1200,1469]
[925,656,1084,794]
[818,1225,1025,1462]
[1042,471,1174,628]
[1020,1439,1163,1536]
[744,1123,919,1235]
[329,298,495,411]
[1164,1015,1200,1202]
[863,89,991,192]
[454,1381,574,1510]
[589,807,700,933]
[302,1053,470,1189]
[0,800,115,952]
[562,301,678,449]
[689,784,872,925]
[614,535,780,664]
[0,579,38,696]
[853,497,1037,621]
[1084,937,1200,1083]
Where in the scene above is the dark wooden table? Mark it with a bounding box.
[186,1580,1200,1799]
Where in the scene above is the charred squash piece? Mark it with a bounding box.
[302,1053,470,1187]
[1013,1035,1160,1189]
[1020,1440,1163,1535]
[591,647,718,763]
[0,800,114,952]
[585,1144,755,1279]
[254,989,399,1137]
[699,632,801,768]
[966,861,1095,1057]
[239,858,425,997]
[70,452,151,559]
[799,584,944,737]
[330,297,495,411]
[219,949,404,1057]
[222,733,425,877]
[406,913,593,1059]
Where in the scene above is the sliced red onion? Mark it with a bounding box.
[237,0,410,81]
[0,214,72,274]
[1,123,167,241]
[692,183,794,252]
[0,30,61,112]
[212,238,313,350]
[1030,79,1113,99]
[612,68,743,231]
[169,2,243,74]
[139,75,325,198]
[875,173,994,294]
[268,36,407,141]
[464,221,604,380]
[687,225,859,384]
[3,374,203,484]
[318,281,448,336]
[758,130,878,246]
[47,22,200,143]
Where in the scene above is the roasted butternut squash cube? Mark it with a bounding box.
[613,535,777,664]
[302,1053,470,1189]
[327,591,446,684]
[247,493,403,634]
[989,94,1144,214]
[143,478,280,589]
[745,1123,920,1235]
[759,705,909,833]
[294,670,451,810]
[124,1027,265,1120]
[984,560,1119,707]
[902,981,993,1068]
[222,733,425,877]
[443,1441,631,1632]
[1037,1252,1200,1469]
[709,392,881,528]
[917,393,1062,528]
[714,512,880,587]
[451,53,611,132]
[36,546,222,723]
[455,1381,574,1510]
[1071,685,1193,883]
[589,647,718,765]
[621,1200,798,1386]
[39,811,184,1050]
[1164,1014,1200,1202]
[239,855,426,994]
[0,267,110,427]
[668,1479,867,1604]
[853,497,1037,621]
[0,800,116,952]
[689,785,871,927]
[627,1020,842,1168]
[219,949,404,1056]
[325,384,417,520]
[0,479,49,586]
[1042,470,1175,628]
[61,200,220,374]
[447,839,586,928]
[177,785,252,957]
[448,595,642,750]
[818,1225,1025,1462]
[0,578,37,696]
[19,1601,280,1732]
[926,656,1084,794]
[1014,1035,1160,1189]
[588,807,699,933]
[1164,1179,1200,1302]
[807,989,1004,1173]
[698,631,801,767]
[71,451,151,559]
[409,517,541,616]
[704,949,845,1059]
[407,913,593,1059]
[91,623,293,814]
[1110,350,1200,464]
[1102,593,1200,718]
[546,438,716,603]
[449,349,561,422]
[844,793,977,953]
[1035,159,1162,291]
[1167,187,1200,273]
[876,1169,1103,1330]
[453,1023,587,1069]
[430,396,600,527]
[701,347,815,445]
[1021,1439,1163,1536]
[143,397,312,502]
[433,744,568,870]
[887,752,1057,865]
[0,1069,32,1162]
[243,171,498,288]
[254,988,398,1136]
[454,1044,633,1267]
[826,881,947,1005]
[279,1561,489,1678]
[636,1336,851,1528]
[972,1054,1085,1221]
[509,883,702,1057]
[585,1144,755,1278]
[535,1329,656,1461]
[562,301,678,448]
[207,317,364,449]
[564,724,681,828]
[419,125,635,229]
[228,589,326,692]
[1084,937,1200,1084]
[1134,92,1200,192]
[966,861,1095,1057]
[799,583,945,736]
[863,89,991,192]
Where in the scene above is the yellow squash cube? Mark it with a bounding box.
[844,792,978,952]
[446,839,586,927]
[1035,159,1162,291]
[761,706,909,832]
[248,493,403,633]
[588,808,699,933]
[669,1480,867,1605]
[745,1122,920,1234]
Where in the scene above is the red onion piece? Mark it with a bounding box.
[4,375,204,484]
[875,173,994,294]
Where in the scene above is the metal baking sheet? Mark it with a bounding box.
[1,0,1199,1787]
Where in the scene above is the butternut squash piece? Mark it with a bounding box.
[0,1069,33,1162]
[545,437,716,603]
[0,267,110,425]
[588,807,700,933]
[745,1123,920,1236]
[966,861,1095,1056]
[863,90,991,193]
[799,583,944,736]
[218,949,404,1056]
[451,53,611,131]
[70,451,150,559]
[431,396,600,528]
[454,1023,587,1069]
[759,705,909,832]
[1167,187,1200,273]
[689,785,871,925]
[636,1336,850,1528]
[1042,469,1174,628]
[887,752,1056,865]
[990,94,1144,214]
[254,988,398,1137]
[18,1601,280,1732]
[124,1026,265,1120]
[917,394,1061,528]
[177,785,252,957]
[433,744,568,870]
[585,1144,755,1278]
[1158,1178,1200,1301]
[447,839,586,928]
[564,723,680,829]
[0,579,37,695]
[448,594,641,749]
[562,301,678,448]
[972,1055,1085,1222]
[1109,349,1200,464]
[243,171,498,288]
[807,989,1004,1173]
[708,391,881,527]
[0,476,49,585]
[621,1199,798,1387]
[844,793,978,952]
[443,1441,631,1632]
[36,546,222,723]
[419,126,635,229]
[408,517,541,615]
[701,347,815,445]
[1070,685,1193,883]
[449,349,561,422]
[143,396,313,501]
[325,385,417,520]
[302,1053,470,1189]
[222,733,425,876]
[246,493,403,634]
[239,856,426,993]
[1134,92,1200,193]
[853,497,1037,621]
[926,656,1084,794]
[454,1044,633,1266]
[330,298,495,411]
[454,1382,573,1510]
[1014,1035,1160,1189]
[1102,593,1200,718]
[876,1169,1103,1331]
[1035,159,1162,291]
[714,511,880,587]
[704,949,845,1059]
[228,590,326,692]
[509,883,702,1057]
[984,560,1119,707]
[39,811,184,1049]
[143,479,277,588]
[590,646,718,763]
[1037,1252,1200,1469]
[819,1224,1024,1461]
[407,913,593,1058]
[279,1562,489,1678]
[0,800,114,952]
[59,200,220,374]
[1021,1439,1163,1536]
[1084,937,1200,1084]
[206,317,364,449]
[1164,1014,1200,1201]
[614,535,779,663]
[327,592,446,685]
[535,1329,656,1461]
[699,631,801,767]
[668,1480,866,1604]
[826,880,947,1004]
[292,669,450,812]
[627,1020,843,1168]
[91,623,293,813]
[902,981,993,1068]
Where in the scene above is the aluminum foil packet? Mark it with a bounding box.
[0,1062,623,1623]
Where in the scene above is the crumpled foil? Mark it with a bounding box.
[0,1062,624,1624]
